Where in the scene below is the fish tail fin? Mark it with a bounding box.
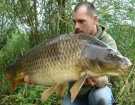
[3,65,17,94]
[10,77,17,94]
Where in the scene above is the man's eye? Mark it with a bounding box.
[72,20,75,23]
[78,20,84,23]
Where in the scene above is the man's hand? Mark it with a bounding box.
[21,73,34,84]
[84,77,99,86]
[84,76,108,87]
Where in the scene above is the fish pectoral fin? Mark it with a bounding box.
[70,72,88,103]
[10,77,16,94]
[41,84,58,102]
[55,84,67,97]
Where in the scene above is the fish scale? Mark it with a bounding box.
[23,35,84,85]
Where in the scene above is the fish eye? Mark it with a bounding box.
[72,20,75,24]
[108,50,116,57]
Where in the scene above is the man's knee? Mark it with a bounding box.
[88,86,114,105]
[61,94,71,105]
[97,98,108,105]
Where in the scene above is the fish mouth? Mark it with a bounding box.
[118,60,132,76]
[118,68,127,76]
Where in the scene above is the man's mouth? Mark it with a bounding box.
[76,30,84,34]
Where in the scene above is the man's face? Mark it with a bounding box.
[72,6,97,35]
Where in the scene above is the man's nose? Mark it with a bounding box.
[75,22,80,29]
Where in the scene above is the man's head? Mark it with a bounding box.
[72,2,98,36]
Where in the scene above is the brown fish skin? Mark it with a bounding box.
[3,34,132,102]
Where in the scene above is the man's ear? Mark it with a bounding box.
[93,15,98,25]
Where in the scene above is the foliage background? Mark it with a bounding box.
[0,0,135,105]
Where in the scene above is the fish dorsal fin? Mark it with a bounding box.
[55,84,67,97]
[70,72,88,103]
[41,84,58,102]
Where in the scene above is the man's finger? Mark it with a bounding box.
[84,80,88,86]
[24,75,29,82]
[21,73,34,84]
[86,78,95,86]
[24,76,33,84]
[91,77,99,83]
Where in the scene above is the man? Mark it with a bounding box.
[61,2,117,105]
[22,2,117,105]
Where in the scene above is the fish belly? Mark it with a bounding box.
[27,66,81,86]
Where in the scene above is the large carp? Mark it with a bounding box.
[3,34,132,102]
